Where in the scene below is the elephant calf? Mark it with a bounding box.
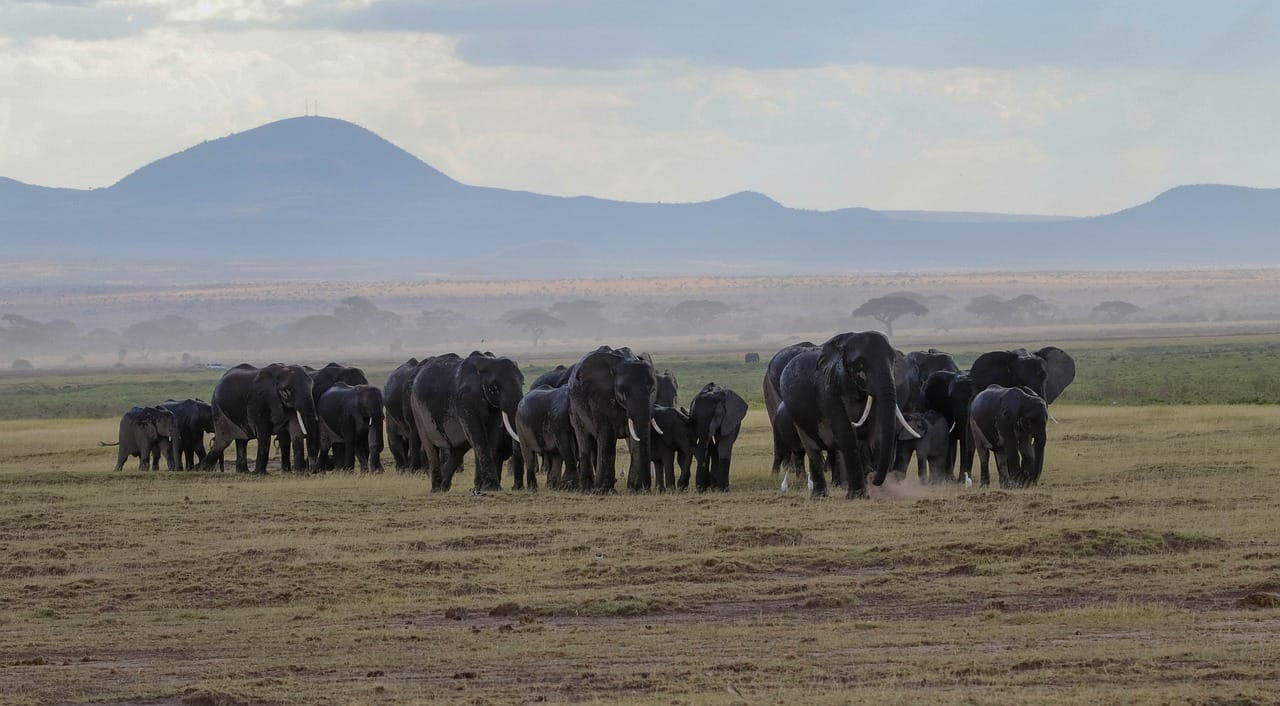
[108,406,177,471]
[316,383,385,472]
[515,385,577,490]
[688,383,748,491]
[650,405,695,491]
[895,411,950,484]
[969,385,1048,488]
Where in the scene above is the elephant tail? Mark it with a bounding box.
[98,441,120,447]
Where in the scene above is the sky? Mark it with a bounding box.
[1,0,1278,216]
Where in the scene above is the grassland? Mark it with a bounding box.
[2,341,1280,704]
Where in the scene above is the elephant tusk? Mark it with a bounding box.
[502,412,520,443]
[627,418,641,442]
[295,410,307,438]
[895,404,921,439]
[852,395,874,427]
[651,418,663,435]
[1048,411,1059,424]
[948,422,956,434]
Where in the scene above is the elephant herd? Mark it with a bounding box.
[108,348,749,494]
[108,332,1071,497]
[765,332,1074,496]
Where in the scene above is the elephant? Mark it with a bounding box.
[969,347,1075,405]
[903,349,959,412]
[109,406,176,471]
[650,405,695,491]
[530,365,572,390]
[316,383,385,472]
[203,363,319,474]
[763,341,818,474]
[515,385,578,490]
[921,370,978,483]
[778,331,918,498]
[687,383,748,491]
[383,357,425,470]
[408,351,525,493]
[969,385,1048,488]
[568,346,657,492]
[894,411,950,484]
[155,399,213,470]
[309,363,368,468]
[656,370,678,407]
[744,352,761,364]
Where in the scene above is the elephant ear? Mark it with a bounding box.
[1035,347,1076,404]
[893,348,908,399]
[721,391,748,433]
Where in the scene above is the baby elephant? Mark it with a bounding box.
[650,405,695,491]
[968,385,1048,488]
[316,383,385,472]
[894,410,950,484]
[108,406,177,471]
[687,383,748,491]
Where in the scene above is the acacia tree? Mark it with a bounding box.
[851,296,928,338]
[666,299,731,329]
[501,309,565,347]
[1093,300,1142,321]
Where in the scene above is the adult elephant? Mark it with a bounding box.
[903,349,959,412]
[202,363,318,474]
[316,383,385,472]
[655,371,679,407]
[383,357,426,470]
[108,406,177,471]
[763,342,818,473]
[921,370,978,482]
[530,365,572,390]
[969,347,1075,405]
[687,383,748,492]
[515,385,577,490]
[969,385,1048,488]
[409,351,525,493]
[650,405,695,491]
[568,346,657,492]
[744,352,761,364]
[157,399,213,470]
[779,331,917,498]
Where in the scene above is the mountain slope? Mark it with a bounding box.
[1,116,1277,274]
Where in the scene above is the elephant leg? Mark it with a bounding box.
[232,439,248,473]
[114,444,127,472]
[995,449,1011,488]
[521,451,536,492]
[977,445,991,487]
[675,450,691,490]
[714,438,734,491]
[253,430,272,474]
[443,446,468,492]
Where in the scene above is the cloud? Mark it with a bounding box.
[5,1,1279,72]
[1,14,1278,216]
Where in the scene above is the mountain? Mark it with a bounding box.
[2,116,1278,278]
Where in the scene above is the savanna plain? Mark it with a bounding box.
[3,336,1280,705]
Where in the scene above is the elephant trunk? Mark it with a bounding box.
[626,396,654,489]
[869,374,899,487]
[1030,425,1046,485]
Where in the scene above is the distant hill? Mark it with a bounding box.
[2,116,1278,278]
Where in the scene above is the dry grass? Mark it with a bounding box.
[2,403,1280,704]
